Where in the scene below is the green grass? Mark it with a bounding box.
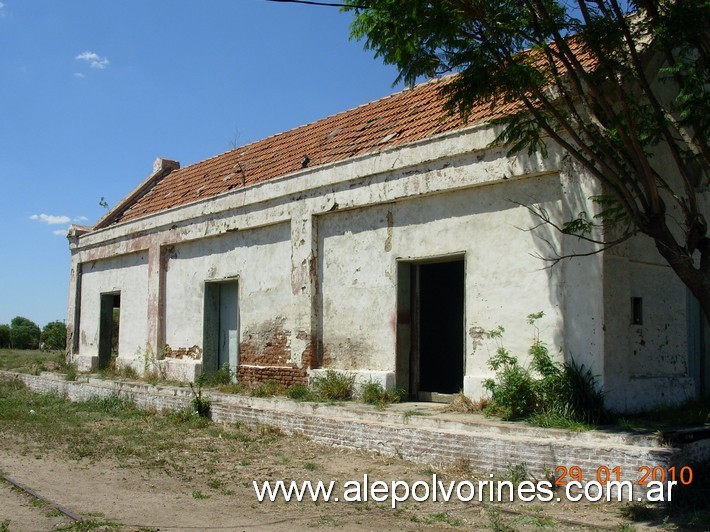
[0,376,280,467]
[528,408,597,431]
[613,397,710,431]
[217,381,245,394]
[285,383,313,401]
[249,380,282,397]
[425,512,463,527]
[0,348,66,374]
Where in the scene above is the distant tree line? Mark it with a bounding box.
[0,317,67,350]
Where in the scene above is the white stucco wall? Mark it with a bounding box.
[163,223,292,353]
[603,237,694,411]
[77,251,149,360]
[66,116,700,411]
[317,169,605,398]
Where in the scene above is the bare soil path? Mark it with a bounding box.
[0,445,638,531]
[0,374,674,531]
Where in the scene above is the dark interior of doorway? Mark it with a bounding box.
[419,261,464,394]
[98,292,120,370]
[396,259,464,399]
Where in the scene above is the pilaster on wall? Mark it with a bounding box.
[146,244,166,357]
[290,206,319,370]
[66,254,82,356]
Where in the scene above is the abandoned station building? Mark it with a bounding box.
[66,77,707,413]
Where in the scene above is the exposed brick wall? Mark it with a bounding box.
[239,319,291,366]
[236,365,307,388]
[296,330,319,369]
[237,326,319,387]
[5,370,708,499]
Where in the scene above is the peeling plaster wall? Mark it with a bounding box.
[67,120,699,412]
[163,223,291,351]
[78,251,149,359]
[317,170,605,399]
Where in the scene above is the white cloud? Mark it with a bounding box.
[52,228,68,236]
[75,51,109,70]
[74,72,85,78]
[30,213,71,225]
[73,216,88,223]
[0,2,6,17]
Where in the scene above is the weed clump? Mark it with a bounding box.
[249,380,282,397]
[120,364,139,380]
[190,375,211,418]
[361,381,406,406]
[483,312,608,427]
[63,363,78,382]
[208,363,234,386]
[285,383,313,401]
[312,370,355,401]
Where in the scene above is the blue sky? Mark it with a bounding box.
[0,0,402,329]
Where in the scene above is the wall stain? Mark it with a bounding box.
[384,210,393,252]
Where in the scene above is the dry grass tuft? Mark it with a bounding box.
[442,392,487,414]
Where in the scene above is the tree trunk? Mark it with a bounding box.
[647,222,710,328]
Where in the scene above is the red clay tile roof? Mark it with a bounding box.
[109,76,524,226]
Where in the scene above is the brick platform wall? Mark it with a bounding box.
[4,370,706,498]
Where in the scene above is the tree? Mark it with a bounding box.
[345,1,710,322]
[0,324,10,349]
[41,321,67,351]
[9,316,41,350]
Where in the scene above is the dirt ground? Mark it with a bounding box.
[0,436,650,532]
[0,369,692,531]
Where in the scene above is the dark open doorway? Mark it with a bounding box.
[396,258,464,400]
[98,292,120,370]
[203,280,239,377]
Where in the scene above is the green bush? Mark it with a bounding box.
[483,312,608,426]
[208,363,234,386]
[361,380,406,405]
[312,370,355,401]
[482,325,537,420]
[63,363,78,382]
[190,378,211,418]
[0,325,10,349]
